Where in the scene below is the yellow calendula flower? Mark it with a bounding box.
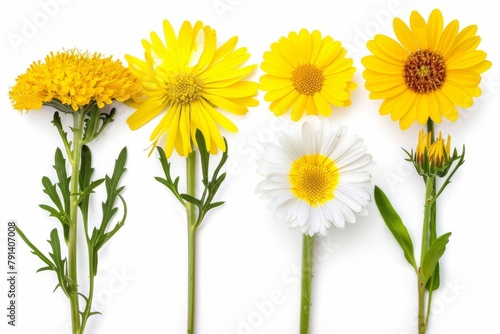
[260,29,356,121]
[9,50,141,112]
[126,20,259,157]
[362,9,492,129]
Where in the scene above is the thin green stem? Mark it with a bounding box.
[423,120,437,333]
[418,175,435,334]
[69,112,85,334]
[80,247,96,334]
[300,234,314,334]
[186,151,197,334]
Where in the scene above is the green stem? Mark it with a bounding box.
[418,175,435,334]
[300,234,314,334]
[80,249,96,334]
[423,120,437,333]
[69,111,85,334]
[186,151,197,334]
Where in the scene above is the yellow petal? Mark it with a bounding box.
[427,9,444,51]
[427,92,442,123]
[410,10,428,49]
[446,70,481,87]
[290,94,307,121]
[393,18,418,53]
[305,95,318,116]
[391,89,416,121]
[446,50,487,70]
[435,90,458,121]
[437,19,459,57]
[441,82,473,108]
[313,93,332,117]
[415,94,429,125]
[362,56,403,75]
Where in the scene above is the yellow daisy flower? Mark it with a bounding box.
[260,29,357,121]
[126,20,259,157]
[9,50,141,113]
[362,8,492,129]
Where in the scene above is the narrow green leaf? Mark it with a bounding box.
[195,129,211,183]
[53,148,70,214]
[79,145,94,224]
[206,201,225,211]
[422,232,452,285]
[16,226,54,269]
[181,194,202,207]
[41,176,64,212]
[374,186,417,271]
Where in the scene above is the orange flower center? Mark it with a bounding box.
[404,50,446,94]
[291,64,324,95]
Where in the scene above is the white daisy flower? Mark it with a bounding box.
[257,116,372,236]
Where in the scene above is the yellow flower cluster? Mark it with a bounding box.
[10,50,141,112]
[416,130,451,169]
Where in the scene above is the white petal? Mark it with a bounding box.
[297,200,311,227]
[340,172,371,183]
[335,188,363,212]
[326,200,346,229]
[338,154,373,173]
[308,207,321,234]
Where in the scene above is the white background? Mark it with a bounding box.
[1,0,499,333]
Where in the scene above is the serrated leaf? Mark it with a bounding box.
[374,186,417,271]
[422,232,451,285]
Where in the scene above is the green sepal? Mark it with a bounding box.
[422,232,451,285]
[374,186,417,272]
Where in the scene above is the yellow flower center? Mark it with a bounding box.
[166,73,203,105]
[404,50,446,94]
[291,64,325,95]
[289,154,339,206]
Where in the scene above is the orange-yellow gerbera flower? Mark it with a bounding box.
[126,20,259,157]
[9,50,141,113]
[260,29,356,121]
[362,9,492,129]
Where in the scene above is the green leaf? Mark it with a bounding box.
[53,148,70,215]
[195,130,210,182]
[16,226,55,270]
[422,232,452,285]
[88,147,127,276]
[181,194,202,207]
[374,186,417,271]
[155,147,185,205]
[41,176,64,213]
[206,201,225,211]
